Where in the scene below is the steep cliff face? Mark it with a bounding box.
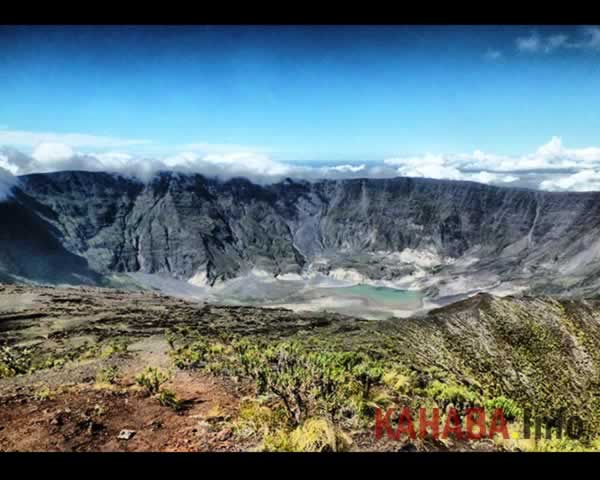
[0,188,103,285]
[10,172,308,284]
[2,171,600,293]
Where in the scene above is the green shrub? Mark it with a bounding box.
[263,418,352,452]
[0,346,88,378]
[135,367,170,396]
[227,340,383,425]
[165,329,178,350]
[351,360,384,399]
[0,363,13,378]
[232,399,288,438]
[0,346,33,377]
[96,366,120,385]
[382,369,411,395]
[77,339,129,361]
[35,357,67,370]
[167,334,384,428]
[357,390,395,419]
[484,396,522,421]
[157,388,183,411]
[34,385,53,401]
[244,341,315,424]
[169,337,216,370]
[99,339,129,359]
[426,380,481,411]
[526,438,597,452]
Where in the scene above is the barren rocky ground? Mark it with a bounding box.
[1,284,599,452]
[0,284,356,451]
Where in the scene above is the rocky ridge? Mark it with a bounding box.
[1,171,600,297]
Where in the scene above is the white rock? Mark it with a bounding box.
[117,429,136,440]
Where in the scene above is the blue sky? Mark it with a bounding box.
[2,25,600,191]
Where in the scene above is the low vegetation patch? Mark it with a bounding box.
[163,329,553,451]
[135,366,170,396]
[0,338,131,380]
[156,388,184,412]
[33,385,54,401]
[263,418,352,452]
[484,396,522,421]
[134,366,184,412]
[425,380,482,412]
[96,366,120,385]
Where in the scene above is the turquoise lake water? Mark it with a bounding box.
[333,284,422,305]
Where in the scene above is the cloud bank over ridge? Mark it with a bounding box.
[3,136,600,192]
[0,167,16,201]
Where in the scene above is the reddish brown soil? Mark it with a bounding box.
[0,372,255,452]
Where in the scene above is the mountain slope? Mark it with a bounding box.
[2,171,600,296]
[0,189,102,285]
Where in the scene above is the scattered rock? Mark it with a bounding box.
[117,429,136,440]
[149,420,163,431]
[197,420,212,430]
[85,420,104,435]
[49,414,63,426]
[216,427,232,441]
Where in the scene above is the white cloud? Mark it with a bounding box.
[91,152,134,169]
[32,142,75,165]
[484,49,502,61]
[385,154,463,181]
[384,154,518,185]
[3,136,600,191]
[0,166,17,201]
[0,143,397,185]
[539,170,600,192]
[162,151,292,180]
[381,137,600,191]
[327,164,366,173]
[470,171,518,184]
[587,26,600,48]
[387,137,600,176]
[516,32,541,52]
[546,34,569,51]
[567,26,600,51]
[516,27,600,55]
[203,152,291,177]
[0,153,20,176]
